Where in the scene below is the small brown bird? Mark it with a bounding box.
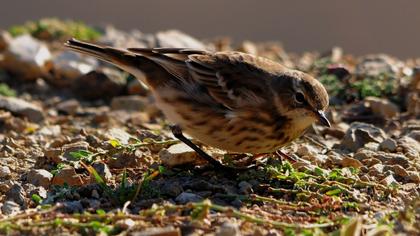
[65,39,331,169]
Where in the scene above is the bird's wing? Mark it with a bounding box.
[128,48,284,109]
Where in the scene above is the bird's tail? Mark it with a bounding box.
[64,38,141,76]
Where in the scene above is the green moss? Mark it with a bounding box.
[8,18,102,41]
[0,83,16,97]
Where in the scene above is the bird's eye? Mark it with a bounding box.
[295,92,305,104]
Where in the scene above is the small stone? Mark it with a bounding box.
[0,166,11,178]
[105,127,132,145]
[397,136,420,159]
[406,171,420,184]
[361,158,381,167]
[52,167,84,186]
[5,184,26,206]
[37,125,61,136]
[296,144,318,157]
[161,181,183,197]
[131,226,181,236]
[159,143,201,167]
[62,200,84,213]
[368,163,384,176]
[384,165,408,178]
[110,95,150,111]
[62,141,90,160]
[340,122,387,152]
[380,175,398,186]
[28,169,53,188]
[73,69,125,100]
[238,181,253,194]
[0,96,44,122]
[91,162,112,182]
[175,192,203,204]
[56,99,80,115]
[379,138,398,152]
[216,222,241,236]
[364,97,399,119]
[341,157,363,168]
[2,34,51,80]
[1,201,21,215]
[407,130,420,142]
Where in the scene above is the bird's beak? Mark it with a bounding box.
[316,110,331,127]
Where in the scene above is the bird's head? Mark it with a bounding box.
[270,71,330,128]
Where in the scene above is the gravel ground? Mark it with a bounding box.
[0,19,419,235]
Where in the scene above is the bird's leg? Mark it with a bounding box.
[275,149,297,163]
[170,125,233,170]
[170,125,256,171]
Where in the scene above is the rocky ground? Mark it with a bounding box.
[0,19,419,235]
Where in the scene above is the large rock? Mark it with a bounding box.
[0,96,44,122]
[1,34,51,80]
[340,122,387,152]
[406,67,420,117]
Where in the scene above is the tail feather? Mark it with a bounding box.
[64,38,177,88]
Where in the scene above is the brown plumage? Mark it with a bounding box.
[65,38,330,154]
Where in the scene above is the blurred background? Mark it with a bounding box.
[1,0,419,58]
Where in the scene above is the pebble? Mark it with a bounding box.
[52,167,84,186]
[0,96,44,122]
[161,181,183,197]
[159,143,201,167]
[132,226,181,236]
[28,169,53,188]
[355,54,399,77]
[397,136,420,159]
[105,127,132,145]
[175,192,203,204]
[216,222,241,236]
[110,95,150,111]
[5,184,26,206]
[238,181,253,194]
[56,99,80,115]
[296,144,318,157]
[406,171,420,183]
[384,165,408,178]
[340,122,387,152]
[91,162,112,182]
[368,163,384,176]
[341,157,363,168]
[1,200,21,215]
[379,138,398,152]
[62,200,84,213]
[36,125,61,136]
[0,166,11,178]
[380,175,398,186]
[407,130,420,142]
[364,96,399,119]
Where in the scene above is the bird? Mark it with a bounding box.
[65,38,331,170]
